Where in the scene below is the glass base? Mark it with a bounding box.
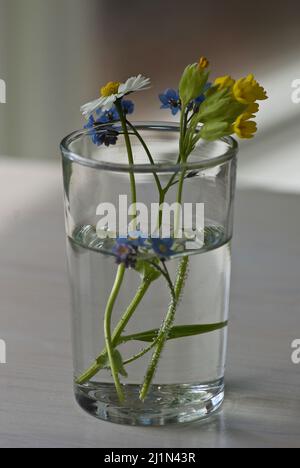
[75,379,224,426]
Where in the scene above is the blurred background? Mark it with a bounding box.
[0,0,299,240]
[0,0,299,193]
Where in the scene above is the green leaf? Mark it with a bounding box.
[103,350,128,378]
[197,86,246,123]
[96,354,109,367]
[119,321,228,344]
[114,349,128,377]
[113,350,128,378]
[200,121,233,141]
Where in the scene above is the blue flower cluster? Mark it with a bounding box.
[84,99,134,147]
[113,243,137,269]
[112,233,176,268]
[159,89,181,116]
[84,117,119,147]
[159,84,212,116]
[193,82,212,112]
[96,100,134,123]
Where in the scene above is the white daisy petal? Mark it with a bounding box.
[81,97,103,117]
[81,95,116,118]
[118,75,151,96]
[101,95,117,111]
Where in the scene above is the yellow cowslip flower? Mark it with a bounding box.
[233,74,267,105]
[214,75,235,90]
[233,113,257,139]
[100,81,121,97]
[246,102,259,117]
[198,57,210,69]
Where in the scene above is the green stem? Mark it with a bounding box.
[125,119,168,235]
[123,340,158,366]
[115,101,137,226]
[112,278,153,343]
[76,278,152,385]
[163,172,178,194]
[125,120,164,196]
[161,261,176,299]
[149,261,176,299]
[104,264,126,402]
[174,169,186,238]
[140,256,189,401]
[163,106,188,195]
[179,105,188,154]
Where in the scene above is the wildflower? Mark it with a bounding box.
[198,57,210,70]
[233,74,268,105]
[118,75,151,96]
[179,58,210,107]
[96,100,135,123]
[96,128,119,147]
[101,81,120,97]
[233,113,257,139]
[84,115,99,144]
[81,75,150,117]
[214,75,235,90]
[113,242,137,269]
[151,238,175,259]
[96,107,119,123]
[121,99,135,116]
[245,102,259,118]
[84,116,118,146]
[159,89,181,115]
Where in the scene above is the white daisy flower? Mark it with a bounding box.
[118,75,151,96]
[81,75,151,118]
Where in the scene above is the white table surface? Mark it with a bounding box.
[0,160,299,448]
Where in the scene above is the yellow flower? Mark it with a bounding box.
[233,113,257,139]
[246,102,259,117]
[198,57,210,69]
[214,75,235,90]
[100,81,121,97]
[233,74,267,105]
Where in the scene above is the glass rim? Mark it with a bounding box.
[60,121,238,173]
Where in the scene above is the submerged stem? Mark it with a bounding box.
[104,264,126,402]
[140,256,189,401]
[75,278,153,385]
[123,340,158,366]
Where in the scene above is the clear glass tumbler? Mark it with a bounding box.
[60,122,238,426]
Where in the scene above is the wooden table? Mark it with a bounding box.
[0,160,299,448]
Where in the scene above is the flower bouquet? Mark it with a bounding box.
[61,57,267,425]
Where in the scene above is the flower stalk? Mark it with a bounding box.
[104,264,126,402]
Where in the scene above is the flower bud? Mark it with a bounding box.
[179,63,210,107]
